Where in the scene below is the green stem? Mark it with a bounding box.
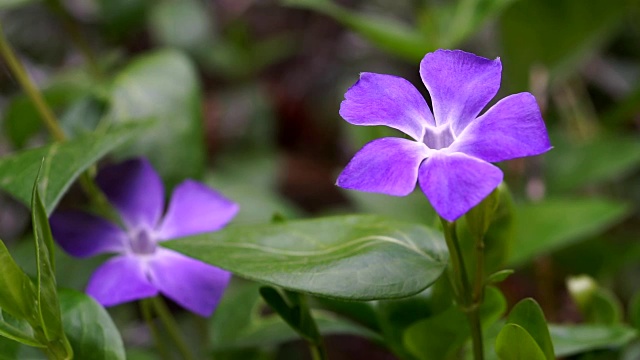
[44,0,103,79]
[0,24,67,142]
[472,236,485,304]
[440,218,484,360]
[140,299,171,360]
[150,297,196,360]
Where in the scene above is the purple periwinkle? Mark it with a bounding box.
[337,49,551,221]
[50,158,239,317]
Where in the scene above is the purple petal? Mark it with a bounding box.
[148,249,231,317]
[420,49,501,134]
[450,93,552,162]
[96,158,164,230]
[418,152,503,221]
[337,137,429,196]
[50,211,127,258]
[339,72,434,140]
[86,255,158,306]
[156,180,239,240]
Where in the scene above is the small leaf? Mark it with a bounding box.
[0,122,152,215]
[59,289,126,360]
[31,176,72,357]
[0,240,38,324]
[495,323,547,360]
[486,269,514,285]
[509,198,630,266]
[628,291,640,331]
[164,215,448,300]
[550,323,637,357]
[506,299,554,360]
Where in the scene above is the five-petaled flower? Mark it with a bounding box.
[337,49,551,221]
[50,158,238,317]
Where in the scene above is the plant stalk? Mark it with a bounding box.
[150,297,196,360]
[0,24,67,142]
[440,218,484,360]
[140,299,171,360]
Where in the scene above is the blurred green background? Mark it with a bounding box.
[1,0,640,358]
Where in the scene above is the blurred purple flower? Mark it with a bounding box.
[50,158,238,317]
[337,49,551,221]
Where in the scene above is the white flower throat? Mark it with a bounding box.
[129,229,157,255]
[423,124,456,150]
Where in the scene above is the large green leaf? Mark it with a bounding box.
[0,240,38,324]
[165,215,448,300]
[0,122,151,215]
[509,198,630,266]
[59,290,125,360]
[546,135,640,193]
[108,50,205,187]
[550,324,637,357]
[31,181,71,357]
[495,323,546,360]
[0,310,42,348]
[505,299,554,360]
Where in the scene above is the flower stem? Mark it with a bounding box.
[140,299,171,360]
[150,297,196,360]
[0,24,67,142]
[440,218,484,360]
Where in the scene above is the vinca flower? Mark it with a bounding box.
[337,49,551,221]
[50,158,238,317]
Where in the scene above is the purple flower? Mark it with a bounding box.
[337,49,551,221]
[50,158,239,317]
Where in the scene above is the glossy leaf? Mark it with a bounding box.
[509,198,630,266]
[108,50,205,187]
[550,324,637,357]
[0,122,151,215]
[0,240,38,324]
[165,215,448,300]
[486,269,514,285]
[404,287,506,360]
[495,323,546,360]
[59,290,125,360]
[506,299,554,360]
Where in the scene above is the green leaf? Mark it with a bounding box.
[31,180,69,355]
[486,269,514,285]
[465,187,500,239]
[259,287,320,342]
[550,324,637,357]
[59,289,125,360]
[164,215,448,300]
[282,0,432,61]
[0,310,43,348]
[505,299,554,360]
[108,50,205,187]
[500,0,629,90]
[0,240,38,324]
[509,198,630,266]
[0,122,151,215]
[546,135,640,193]
[495,323,546,360]
[403,286,506,360]
[148,0,214,51]
[629,291,640,331]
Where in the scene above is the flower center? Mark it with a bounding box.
[422,124,455,150]
[129,229,157,255]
